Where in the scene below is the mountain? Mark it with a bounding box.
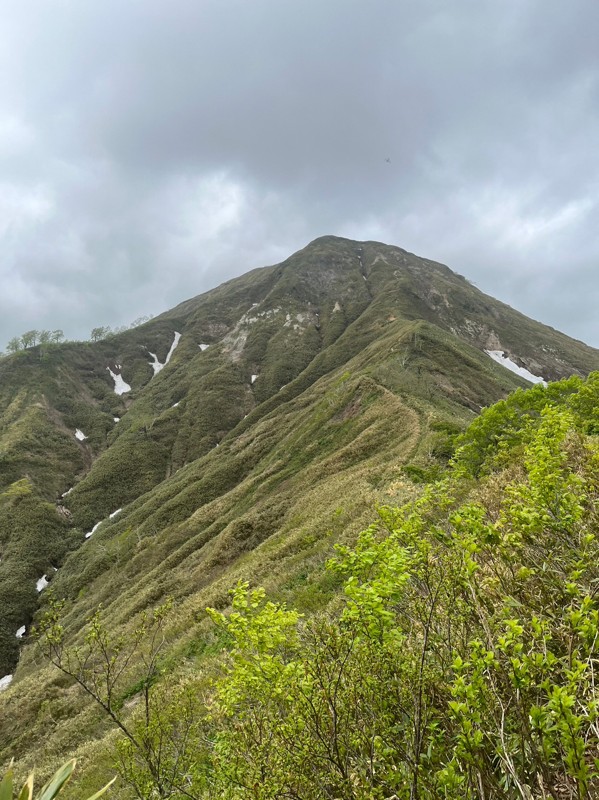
[1,235,598,785]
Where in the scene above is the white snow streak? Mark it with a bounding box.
[0,675,13,691]
[147,332,181,375]
[148,352,162,375]
[15,626,25,639]
[485,350,547,386]
[85,521,103,539]
[198,343,209,351]
[164,331,181,363]
[75,429,87,441]
[36,575,48,592]
[251,374,258,384]
[113,417,120,423]
[107,366,131,395]
[86,509,122,539]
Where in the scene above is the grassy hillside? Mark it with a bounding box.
[187,373,599,799]
[6,372,599,799]
[1,237,599,791]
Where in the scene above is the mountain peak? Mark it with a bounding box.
[1,237,599,775]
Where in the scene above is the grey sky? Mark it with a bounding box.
[1,0,598,349]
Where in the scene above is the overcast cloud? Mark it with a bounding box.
[1,0,598,348]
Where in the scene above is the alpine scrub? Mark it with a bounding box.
[32,377,599,797]
[201,399,599,798]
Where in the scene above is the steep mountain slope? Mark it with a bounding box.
[1,236,598,784]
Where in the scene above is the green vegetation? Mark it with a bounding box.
[90,317,153,342]
[26,372,599,798]
[200,399,599,799]
[1,315,156,358]
[5,330,65,355]
[0,759,113,800]
[0,484,76,675]
[2,237,599,795]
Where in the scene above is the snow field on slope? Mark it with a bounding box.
[485,350,547,386]
[107,365,131,395]
[147,331,181,375]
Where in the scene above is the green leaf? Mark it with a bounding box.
[0,767,13,800]
[82,777,116,800]
[36,760,75,800]
[17,774,33,800]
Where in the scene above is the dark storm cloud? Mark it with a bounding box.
[0,0,598,348]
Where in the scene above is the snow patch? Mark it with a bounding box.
[148,352,162,375]
[107,366,131,395]
[333,301,342,313]
[75,429,87,441]
[251,374,258,384]
[113,417,120,423]
[172,402,179,407]
[198,343,209,351]
[15,626,25,639]
[0,675,13,691]
[165,331,181,363]
[36,575,49,592]
[485,350,547,386]
[85,520,103,539]
[86,509,122,538]
[147,331,181,376]
[61,487,73,498]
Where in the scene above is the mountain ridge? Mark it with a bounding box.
[1,235,598,787]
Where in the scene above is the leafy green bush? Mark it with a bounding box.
[201,403,599,798]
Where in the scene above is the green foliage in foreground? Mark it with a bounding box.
[34,374,599,799]
[0,759,113,800]
[206,410,599,798]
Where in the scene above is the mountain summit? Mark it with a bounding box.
[1,237,598,773]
